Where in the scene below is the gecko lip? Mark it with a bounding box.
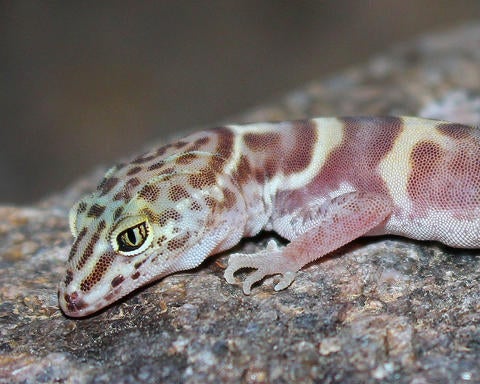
[61,291,88,316]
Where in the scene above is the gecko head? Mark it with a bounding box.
[58,170,237,318]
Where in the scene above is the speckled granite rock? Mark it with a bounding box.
[2,24,480,384]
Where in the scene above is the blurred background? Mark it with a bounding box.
[2,1,480,204]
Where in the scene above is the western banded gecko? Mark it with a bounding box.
[59,117,480,317]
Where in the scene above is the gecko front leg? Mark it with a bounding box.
[224,191,394,294]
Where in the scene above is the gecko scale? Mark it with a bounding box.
[59,117,480,317]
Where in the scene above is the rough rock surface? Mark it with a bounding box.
[2,24,480,384]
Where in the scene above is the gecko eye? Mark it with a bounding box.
[111,216,153,256]
[118,223,147,251]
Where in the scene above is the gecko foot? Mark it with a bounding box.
[224,240,299,294]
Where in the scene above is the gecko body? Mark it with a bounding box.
[59,117,480,317]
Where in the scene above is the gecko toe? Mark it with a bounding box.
[224,253,250,284]
[243,269,269,294]
[274,271,296,291]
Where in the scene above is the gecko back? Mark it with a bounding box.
[59,117,480,317]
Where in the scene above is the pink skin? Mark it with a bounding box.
[60,117,480,317]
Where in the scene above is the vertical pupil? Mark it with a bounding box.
[117,222,148,252]
[127,228,137,244]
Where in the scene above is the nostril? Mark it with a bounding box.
[66,291,79,303]
[62,291,87,313]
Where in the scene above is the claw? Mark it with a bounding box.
[274,271,296,291]
[223,239,299,294]
[265,239,279,252]
[243,270,267,294]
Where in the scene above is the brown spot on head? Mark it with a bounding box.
[213,127,235,160]
[76,221,106,270]
[232,155,252,184]
[98,220,106,231]
[176,152,199,165]
[114,191,130,201]
[166,233,190,251]
[87,204,106,218]
[77,202,88,214]
[155,146,168,157]
[111,275,125,288]
[168,185,190,202]
[190,201,202,211]
[141,208,161,223]
[104,292,115,302]
[157,234,167,246]
[159,166,176,176]
[64,270,73,286]
[192,136,210,149]
[158,209,182,227]
[204,196,218,209]
[188,169,217,189]
[77,234,99,270]
[113,206,124,221]
[80,253,115,292]
[127,166,143,176]
[114,178,141,201]
[173,141,189,149]
[139,184,161,202]
[98,177,120,195]
[126,177,141,190]
[132,153,157,164]
[63,292,88,313]
[68,227,87,262]
[222,188,237,209]
[148,161,164,171]
[131,271,140,280]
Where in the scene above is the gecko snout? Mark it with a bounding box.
[59,290,88,316]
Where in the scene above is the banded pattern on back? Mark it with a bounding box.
[59,117,480,317]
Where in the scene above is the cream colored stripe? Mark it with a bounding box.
[378,117,450,212]
[227,118,345,193]
[279,118,344,190]
[224,122,276,175]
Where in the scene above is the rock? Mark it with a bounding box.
[2,23,480,384]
